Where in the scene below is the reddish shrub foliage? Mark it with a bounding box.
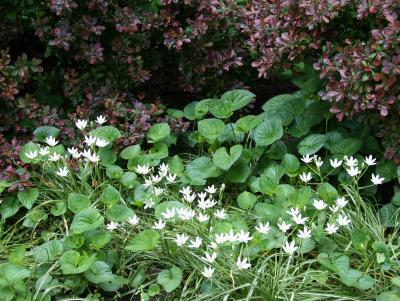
[0,0,399,162]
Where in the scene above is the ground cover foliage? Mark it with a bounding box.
[1,88,400,300]
[1,0,400,165]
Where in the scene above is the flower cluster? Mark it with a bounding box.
[300,154,385,185]
[23,116,110,177]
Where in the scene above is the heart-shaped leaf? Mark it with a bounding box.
[298,134,327,155]
[90,126,121,142]
[18,188,39,209]
[70,208,104,234]
[59,250,94,274]
[147,123,171,143]
[33,126,60,142]
[198,118,225,143]
[68,193,90,213]
[120,145,141,160]
[237,191,257,209]
[221,89,255,111]
[254,118,283,146]
[212,145,243,170]
[157,266,182,293]
[84,261,114,284]
[125,229,160,252]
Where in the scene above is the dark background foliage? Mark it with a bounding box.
[0,0,399,174]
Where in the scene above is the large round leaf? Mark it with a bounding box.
[33,240,63,263]
[281,154,300,176]
[254,118,283,146]
[186,157,221,185]
[90,126,121,142]
[330,138,363,156]
[147,123,171,143]
[70,208,104,234]
[125,229,160,252]
[101,185,123,206]
[261,93,304,126]
[157,266,182,293]
[105,204,134,222]
[68,193,90,213]
[198,118,225,143]
[236,115,262,133]
[84,261,114,284]
[18,188,39,209]
[208,99,233,119]
[237,191,257,209]
[221,89,255,111]
[120,145,141,160]
[195,99,212,117]
[225,158,250,183]
[33,126,60,142]
[59,250,94,274]
[298,134,328,155]
[212,145,243,171]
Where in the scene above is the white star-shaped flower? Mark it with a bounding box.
[49,152,61,162]
[45,136,58,146]
[56,166,69,177]
[188,237,202,248]
[344,156,358,167]
[336,197,348,208]
[301,154,313,164]
[313,199,327,210]
[205,185,217,194]
[135,164,151,175]
[161,208,176,219]
[75,119,88,130]
[236,230,253,243]
[364,155,377,166]
[215,233,228,244]
[175,233,189,246]
[96,115,107,125]
[282,240,298,256]
[84,135,97,146]
[277,221,291,233]
[371,173,384,185]
[39,147,50,156]
[214,209,227,219]
[346,166,361,177]
[299,172,312,183]
[329,158,343,168]
[144,199,155,209]
[202,252,217,263]
[336,214,351,226]
[95,138,109,148]
[255,222,270,234]
[179,186,192,196]
[67,147,80,158]
[201,266,215,278]
[127,215,140,226]
[325,223,339,234]
[297,227,311,239]
[236,256,251,270]
[152,219,166,230]
[25,150,38,160]
[197,213,209,223]
[106,221,119,231]
[314,156,323,168]
[292,213,308,225]
[166,173,177,183]
[88,152,100,163]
